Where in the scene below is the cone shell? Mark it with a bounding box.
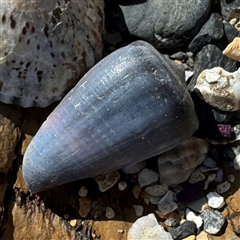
[22,41,199,193]
[0,0,104,107]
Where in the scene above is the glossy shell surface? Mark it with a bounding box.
[23,41,198,193]
[0,0,104,107]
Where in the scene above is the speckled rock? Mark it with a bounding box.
[188,44,240,92]
[0,102,21,176]
[119,0,211,49]
[0,0,104,107]
[201,209,226,235]
[220,0,240,21]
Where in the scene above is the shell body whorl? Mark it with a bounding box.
[0,0,104,107]
[22,41,198,193]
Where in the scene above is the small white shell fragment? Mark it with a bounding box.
[138,168,159,187]
[78,186,88,197]
[223,37,240,62]
[206,192,225,209]
[202,157,217,168]
[194,67,240,111]
[127,213,173,240]
[133,205,144,217]
[118,229,124,233]
[216,180,231,194]
[132,185,142,199]
[188,170,206,184]
[118,181,127,191]
[105,206,115,219]
[95,170,120,192]
[122,161,147,174]
[145,184,168,197]
[158,190,178,215]
[186,209,203,228]
[229,18,238,25]
[228,174,235,183]
[70,219,77,227]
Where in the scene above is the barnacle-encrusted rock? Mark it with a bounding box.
[223,37,240,62]
[0,0,104,107]
[194,67,240,111]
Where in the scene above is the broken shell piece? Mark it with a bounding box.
[105,206,115,219]
[138,168,159,187]
[118,181,127,191]
[132,185,142,199]
[78,186,88,197]
[188,170,206,184]
[216,180,231,194]
[206,192,225,209]
[222,37,240,62]
[78,198,92,218]
[194,67,240,111]
[233,154,240,170]
[145,184,168,197]
[133,205,144,217]
[95,170,120,192]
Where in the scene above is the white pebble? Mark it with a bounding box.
[133,205,144,217]
[217,180,231,194]
[127,213,173,240]
[206,192,225,209]
[118,181,127,191]
[186,209,203,228]
[78,186,88,197]
[105,206,115,219]
[138,168,159,187]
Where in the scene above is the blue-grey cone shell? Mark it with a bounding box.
[22,40,199,193]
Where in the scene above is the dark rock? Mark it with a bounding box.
[188,44,240,92]
[188,13,224,53]
[220,0,240,21]
[119,0,211,48]
[201,209,226,234]
[223,21,240,43]
[176,181,205,205]
[91,201,105,219]
[169,52,186,60]
[169,220,196,239]
[212,108,233,123]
